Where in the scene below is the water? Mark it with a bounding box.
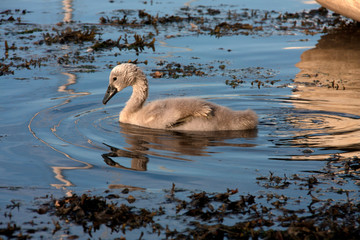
[1,0,360,237]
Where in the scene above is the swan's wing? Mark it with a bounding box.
[142,106,194,128]
[142,98,215,129]
[165,104,214,128]
[166,115,193,128]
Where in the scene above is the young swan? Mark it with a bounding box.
[103,63,258,131]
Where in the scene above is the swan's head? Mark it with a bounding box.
[103,63,144,105]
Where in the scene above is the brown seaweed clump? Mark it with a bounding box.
[43,27,97,45]
[0,62,14,76]
[90,33,155,54]
[52,193,162,236]
[150,62,206,78]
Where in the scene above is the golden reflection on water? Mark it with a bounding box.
[291,25,360,160]
[28,72,92,190]
[62,0,73,23]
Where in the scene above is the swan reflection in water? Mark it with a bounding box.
[102,122,257,171]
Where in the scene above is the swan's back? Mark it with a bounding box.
[121,97,258,131]
[167,99,258,131]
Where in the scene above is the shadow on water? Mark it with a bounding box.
[102,123,257,171]
[288,23,360,160]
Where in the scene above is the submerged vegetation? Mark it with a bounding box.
[1,155,359,239]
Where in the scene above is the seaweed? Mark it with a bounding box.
[1,163,360,239]
[150,62,206,79]
[90,34,155,53]
[211,22,255,36]
[43,27,97,45]
[0,62,14,75]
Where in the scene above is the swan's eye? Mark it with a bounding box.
[113,77,117,81]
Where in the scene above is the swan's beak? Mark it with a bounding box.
[103,85,118,105]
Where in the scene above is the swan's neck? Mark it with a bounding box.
[123,75,148,114]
